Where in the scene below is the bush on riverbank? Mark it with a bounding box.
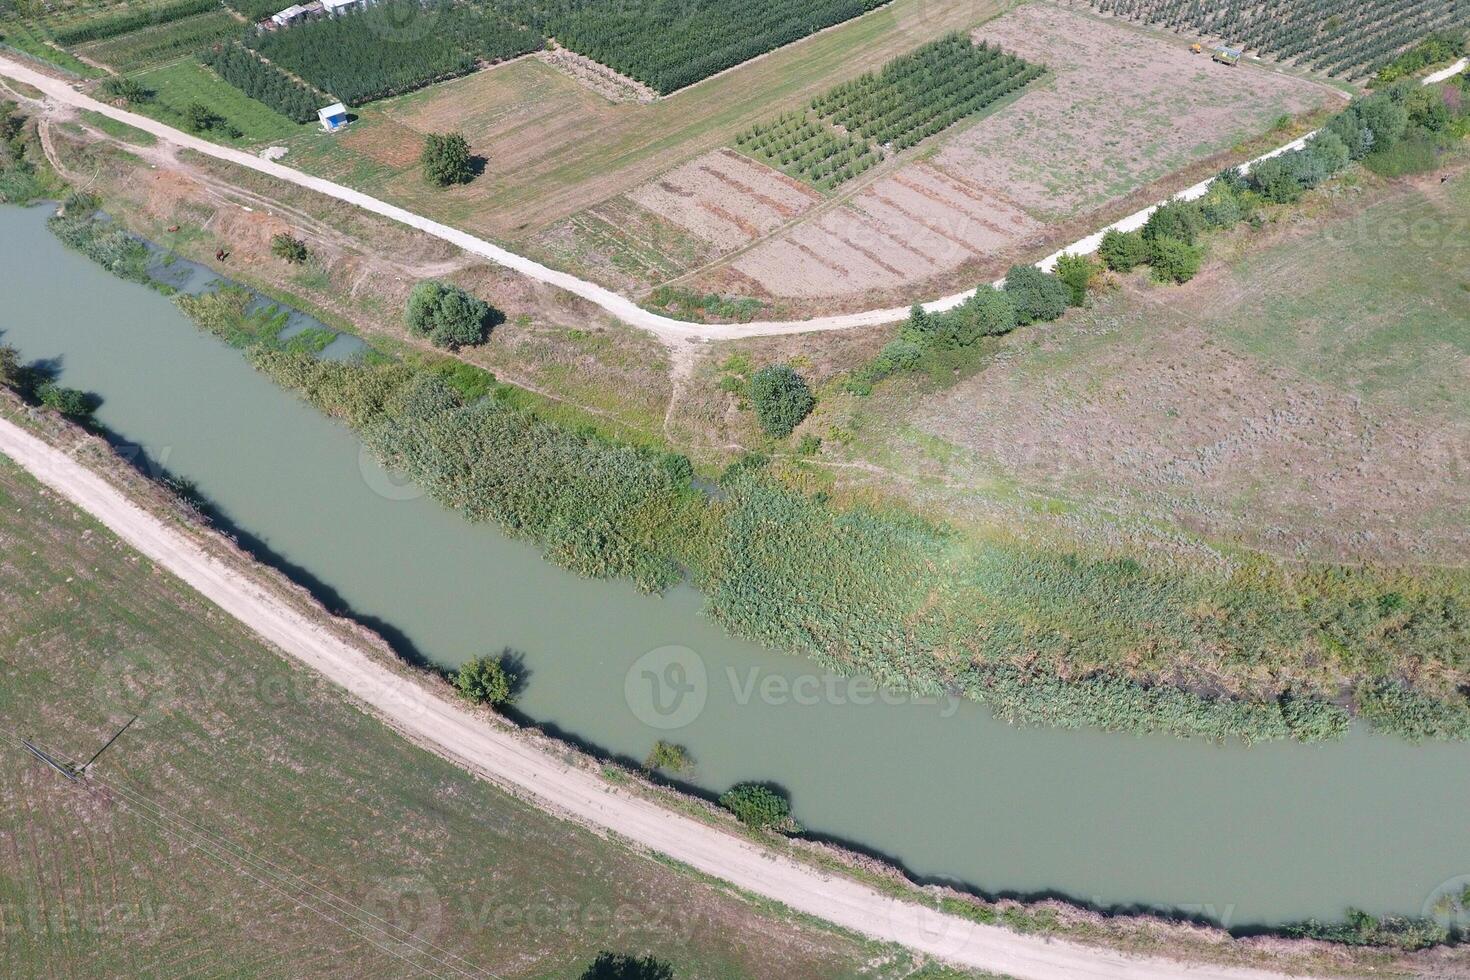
[719,782,796,832]
[47,195,150,283]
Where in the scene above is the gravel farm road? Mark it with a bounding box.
[0,417,1291,980]
[2,55,1462,345]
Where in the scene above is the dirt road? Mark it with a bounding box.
[3,55,1461,344]
[0,415,1294,979]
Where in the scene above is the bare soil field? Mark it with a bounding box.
[730,163,1045,297]
[684,2,1339,304]
[937,4,1338,219]
[893,169,1470,565]
[631,148,823,251]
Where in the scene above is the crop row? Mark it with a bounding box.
[811,34,1043,149]
[200,41,322,123]
[48,0,219,46]
[1087,0,1470,79]
[78,9,239,72]
[490,0,891,94]
[734,112,883,189]
[246,0,540,105]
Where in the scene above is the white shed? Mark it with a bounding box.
[321,0,362,14]
[318,103,349,132]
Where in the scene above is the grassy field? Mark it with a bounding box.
[282,0,1010,238]
[820,164,1470,566]
[126,59,305,143]
[0,22,101,77]
[0,446,929,978]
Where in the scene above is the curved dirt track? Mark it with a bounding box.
[5,55,1462,344]
[0,416,1294,979]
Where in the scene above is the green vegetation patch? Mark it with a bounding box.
[77,9,239,72]
[499,0,893,94]
[247,0,541,105]
[127,59,302,142]
[49,0,218,46]
[811,33,1043,150]
[79,108,157,145]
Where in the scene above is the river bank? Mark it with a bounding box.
[5,378,1463,978]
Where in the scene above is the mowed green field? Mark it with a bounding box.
[127,60,303,143]
[282,0,1009,237]
[0,452,916,978]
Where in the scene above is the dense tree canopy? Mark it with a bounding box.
[749,365,814,438]
[405,280,499,349]
[421,132,474,187]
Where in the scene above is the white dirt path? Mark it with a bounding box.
[1,56,1464,343]
[0,415,1295,980]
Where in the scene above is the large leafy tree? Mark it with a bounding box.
[421,132,475,187]
[404,280,499,350]
[749,364,814,438]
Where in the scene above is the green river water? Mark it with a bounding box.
[3,203,1468,929]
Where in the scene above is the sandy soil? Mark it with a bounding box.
[630,148,822,251]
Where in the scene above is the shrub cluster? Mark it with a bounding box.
[848,263,1089,394]
[1372,30,1468,85]
[405,280,500,350]
[1284,908,1449,950]
[718,782,795,831]
[420,132,474,187]
[0,345,98,421]
[749,364,814,438]
[1100,80,1469,284]
[455,654,516,706]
